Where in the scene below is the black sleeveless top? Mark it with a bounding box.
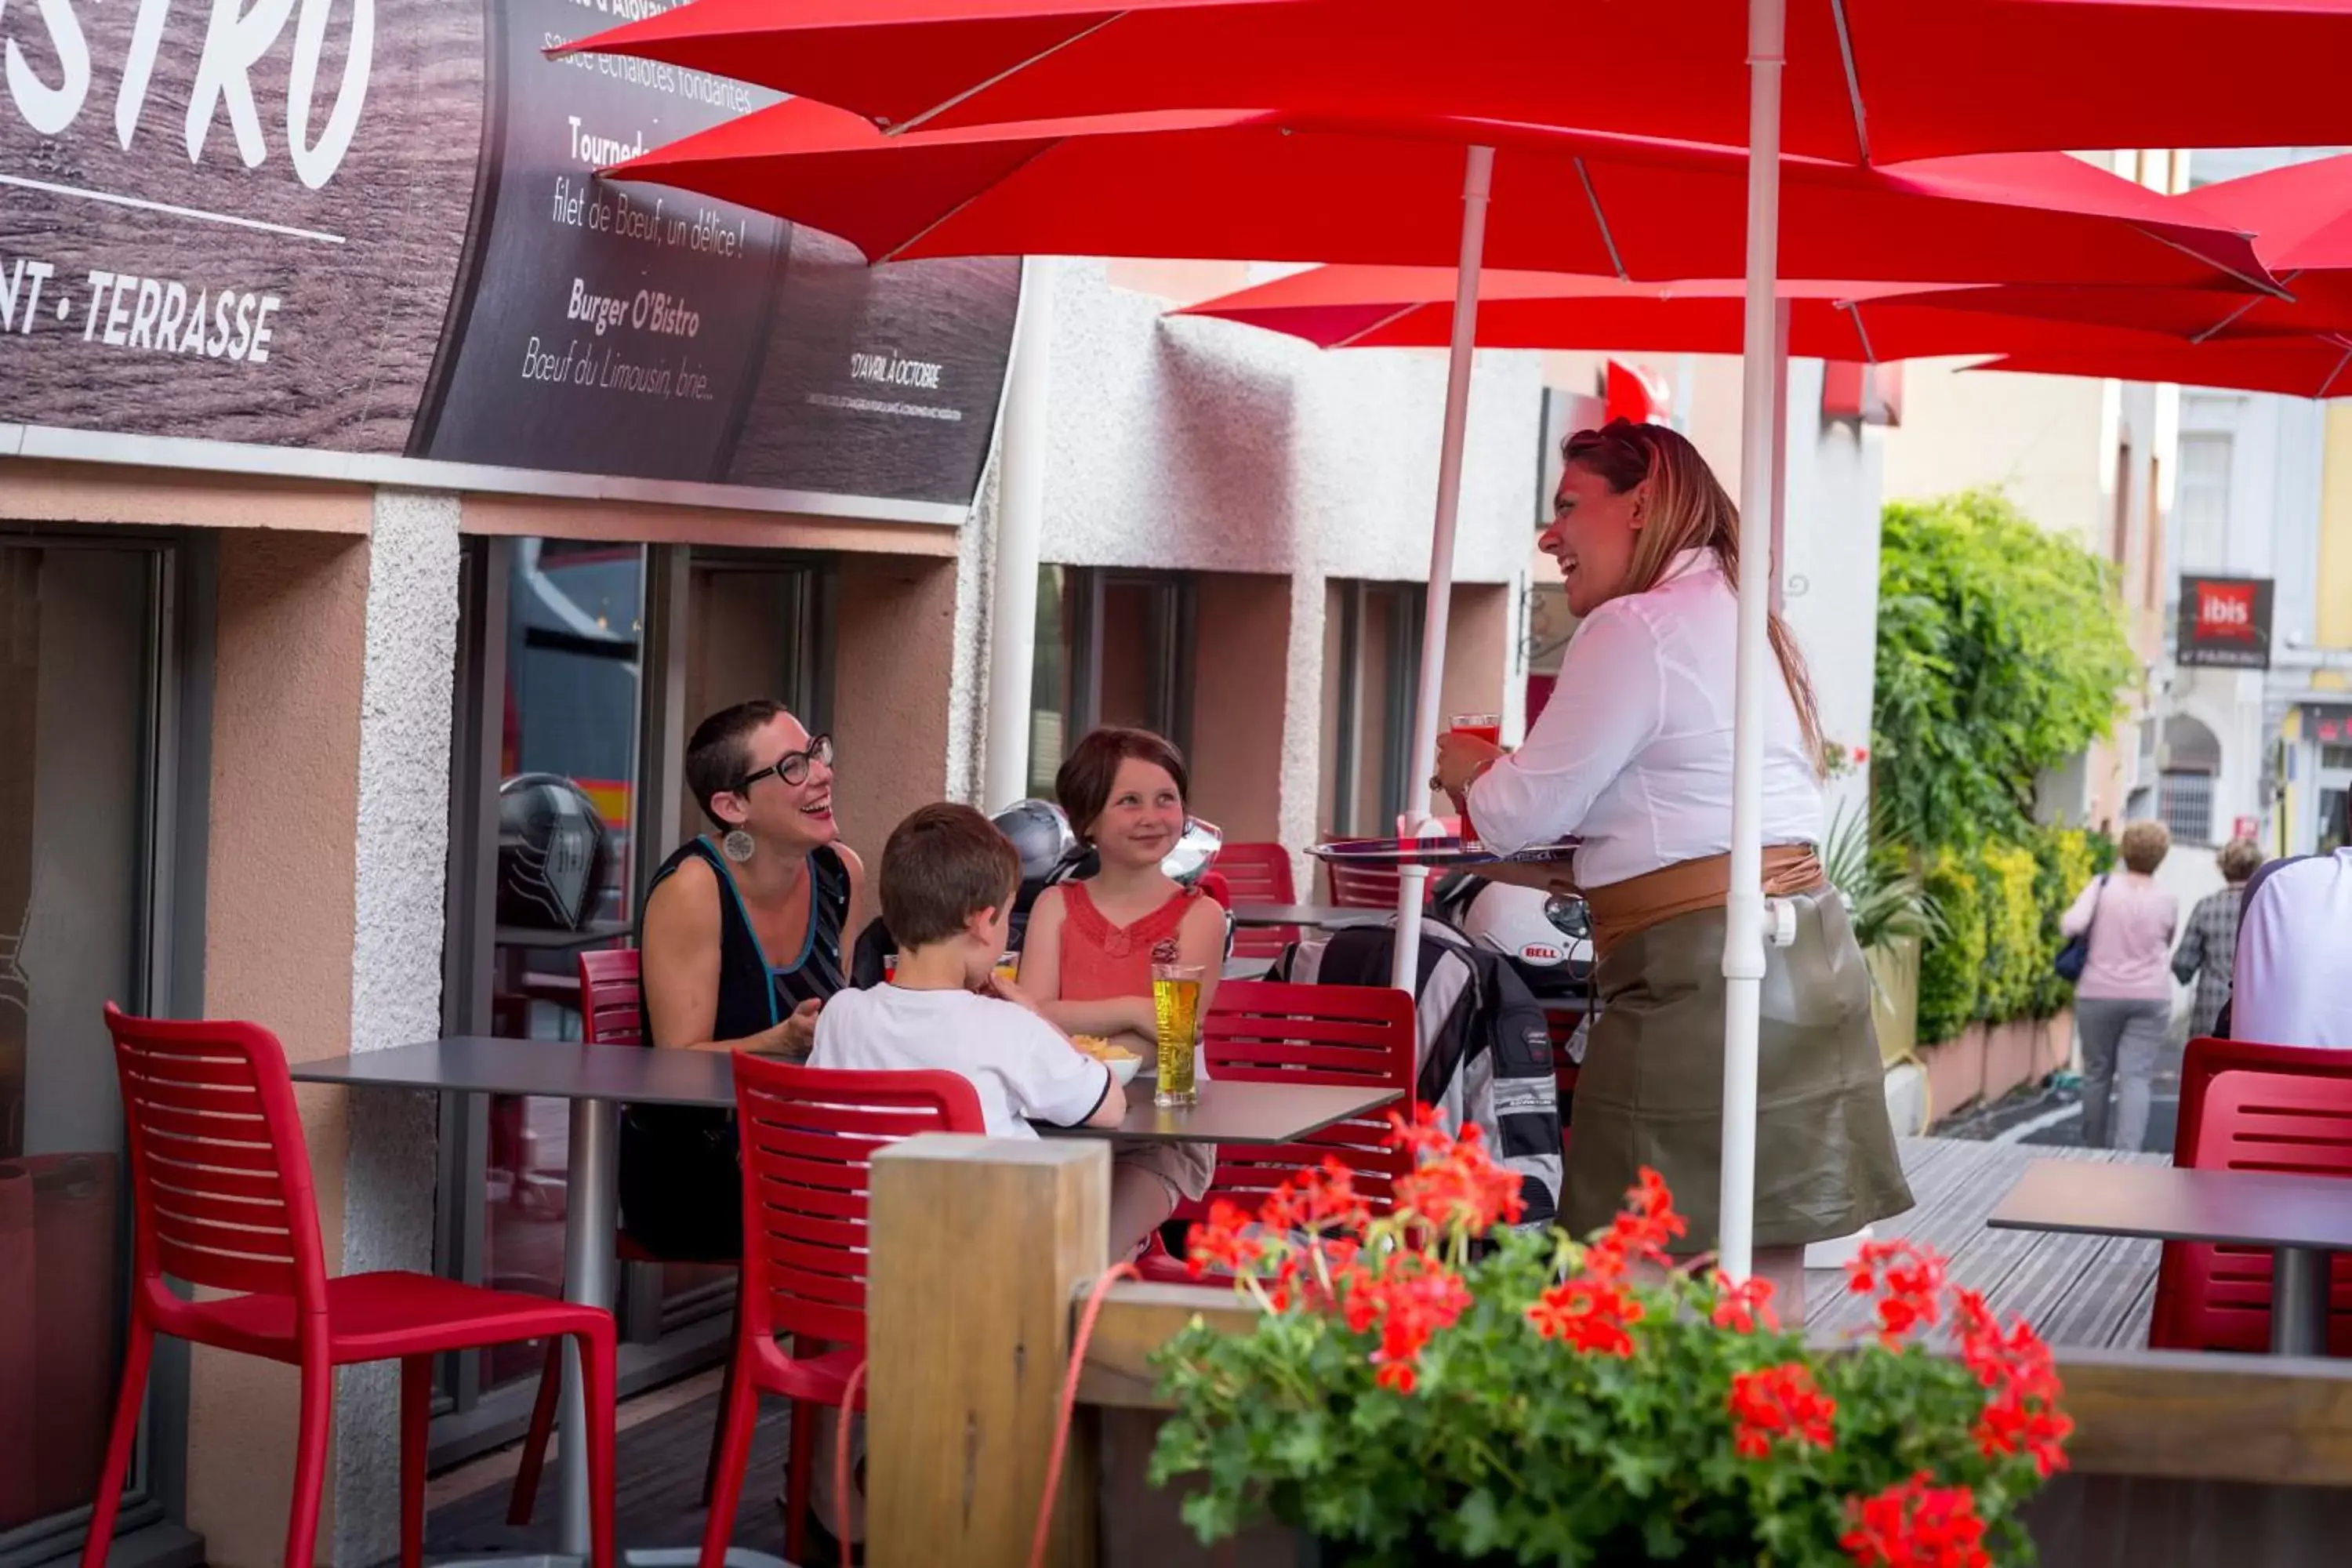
[616,837,850,1260]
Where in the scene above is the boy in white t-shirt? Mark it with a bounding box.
[812,800,1127,1142]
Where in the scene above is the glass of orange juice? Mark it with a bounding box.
[993,953,1021,985]
[1151,963,1205,1107]
[1449,712,1502,747]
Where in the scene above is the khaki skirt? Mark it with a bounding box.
[1564,886,1913,1251]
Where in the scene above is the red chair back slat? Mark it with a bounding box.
[2151,1037,2352,1355]
[1200,981,1417,1215]
[1210,843,1299,961]
[577,948,643,1047]
[103,1005,329,1320]
[1324,858,1403,911]
[730,1056,984,1352]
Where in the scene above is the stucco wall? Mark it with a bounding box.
[1187,574,1294,844]
[1040,260,1540,585]
[334,492,463,1566]
[192,528,372,1568]
[834,553,967,932]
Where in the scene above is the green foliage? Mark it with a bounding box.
[1820,801,1945,956]
[1151,1222,2053,1566]
[1871,490,2139,849]
[2027,828,2099,1018]
[1974,841,2043,1025]
[1918,849,1987,1045]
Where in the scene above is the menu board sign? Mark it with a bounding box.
[0,0,1017,511]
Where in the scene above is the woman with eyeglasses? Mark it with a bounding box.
[1432,420,1909,1326]
[621,699,858,1261]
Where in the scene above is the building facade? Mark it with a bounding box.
[2,234,1537,1568]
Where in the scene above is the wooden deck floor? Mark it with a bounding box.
[1803,1135,2165,1349]
[412,1135,2162,1563]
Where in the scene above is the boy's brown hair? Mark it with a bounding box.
[1054,727,1190,844]
[880,803,1022,948]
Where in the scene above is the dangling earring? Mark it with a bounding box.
[721,829,756,864]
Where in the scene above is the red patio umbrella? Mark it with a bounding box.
[1975,335,2352,398]
[557,0,2352,163]
[572,0,2343,1279]
[607,100,2272,289]
[1167,268,2302,357]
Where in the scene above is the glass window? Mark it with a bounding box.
[1027,567,1192,798]
[1316,581,1423,837]
[2159,770,2216,847]
[0,540,165,1560]
[2174,433,2233,575]
[437,539,830,1453]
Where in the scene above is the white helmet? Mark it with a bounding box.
[1454,880,1592,970]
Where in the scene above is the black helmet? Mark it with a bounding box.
[496,773,612,931]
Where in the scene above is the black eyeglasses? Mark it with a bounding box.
[737,734,833,792]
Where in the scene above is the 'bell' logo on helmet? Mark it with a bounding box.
[1519,942,1566,967]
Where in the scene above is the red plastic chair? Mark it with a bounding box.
[1136,981,1417,1284]
[512,948,746,1523]
[1211,842,1301,963]
[702,1057,985,1568]
[2150,1036,2352,1356]
[89,1006,615,1568]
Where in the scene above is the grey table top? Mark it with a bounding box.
[1988,1159,2352,1253]
[1226,903,1388,930]
[295,1038,1401,1148]
[291,1036,741,1106]
[1043,1082,1401,1147]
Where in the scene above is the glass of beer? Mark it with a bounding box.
[1449,712,1503,747]
[1151,962,1205,1108]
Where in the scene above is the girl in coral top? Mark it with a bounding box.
[1020,728,1227,1253]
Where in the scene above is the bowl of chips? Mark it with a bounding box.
[1073,1034,1142,1087]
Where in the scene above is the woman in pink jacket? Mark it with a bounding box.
[2060,820,2179,1152]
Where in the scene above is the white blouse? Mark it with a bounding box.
[1468,548,1824,889]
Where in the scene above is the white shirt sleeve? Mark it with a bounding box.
[1466,602,1664,857]
[989,1006,1114,1128]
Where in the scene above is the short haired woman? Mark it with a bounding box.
[2173,836,2263,1041]
[620,700,862,1260]
[2061,820,2179,1152]
[1434,420,1911,1324]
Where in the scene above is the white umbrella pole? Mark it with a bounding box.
[1392,143,1497,993]
[1720,0,1786,1283]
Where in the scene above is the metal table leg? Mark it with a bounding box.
[2271,1246,2332,1356]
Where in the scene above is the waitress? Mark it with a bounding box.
[1435,420,1909,1321]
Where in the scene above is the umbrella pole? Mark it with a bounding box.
[1720,0,1786,1284]
[1392,143,1497,993]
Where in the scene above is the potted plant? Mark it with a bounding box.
[1821,802,1944,1073]
[1151,1110,2069,1566]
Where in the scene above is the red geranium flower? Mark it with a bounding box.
[1841,1473,1991,1568]
[1185,1199,1263,1278]
[1711,1271,1781,1334]
[1528,1276,1643,1357]
[1727,1363,1836,1459]
[1846,1240,1947,1345]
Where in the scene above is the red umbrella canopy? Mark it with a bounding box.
[1169,266,2328,368]
[558,0,2352,162]
[605,100,2275,290]
[1976,336,2352,397]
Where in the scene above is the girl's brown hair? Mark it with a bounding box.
[1562,419,1825,774]
[1055,728,1190,845]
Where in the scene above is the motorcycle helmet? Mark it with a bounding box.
[1454,880,1593,972]
[496,773,611,931]
[991,798,1081,913]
